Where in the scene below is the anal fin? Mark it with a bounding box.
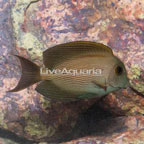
[35,80,79,101]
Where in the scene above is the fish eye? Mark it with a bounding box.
[115,66,123,75]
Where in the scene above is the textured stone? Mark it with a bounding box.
[0,0,144,143]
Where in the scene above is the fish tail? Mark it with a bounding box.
[8,55,41,92]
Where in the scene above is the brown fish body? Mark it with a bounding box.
[41,55,118,94]
[9,41,129,100]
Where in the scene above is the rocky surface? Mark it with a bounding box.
[0,0,144,143]
[63,116,144,144]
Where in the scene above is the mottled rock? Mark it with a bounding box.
[0,0,144,143]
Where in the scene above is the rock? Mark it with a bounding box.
[11,0,144,95]
[63,116,144,144]
[0,0,144,143]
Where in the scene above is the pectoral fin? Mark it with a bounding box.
[91,80,107,91]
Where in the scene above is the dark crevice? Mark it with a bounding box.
[130,86,144,98]
[0,128,36,144]
[58,101,127,143]
[26,0,40,11]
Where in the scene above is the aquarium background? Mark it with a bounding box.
[0,0,144,143]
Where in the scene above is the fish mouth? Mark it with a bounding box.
[125,81,130,87]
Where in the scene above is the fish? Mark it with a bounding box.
[8,41,129,101]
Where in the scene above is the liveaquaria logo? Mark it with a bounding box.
[40,67,103,76]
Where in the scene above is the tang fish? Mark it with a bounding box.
[9,41,129,101]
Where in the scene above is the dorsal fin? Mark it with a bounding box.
[43,41,113,69]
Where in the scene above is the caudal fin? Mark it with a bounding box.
[8,55,41,92]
